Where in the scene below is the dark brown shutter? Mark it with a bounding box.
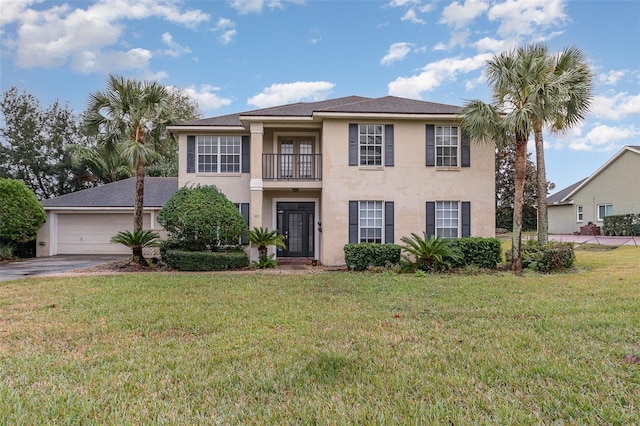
[385,201,394,243]
[241,136,250,173]
[426,125,435,167]
[349,201,358,243]
[426,201,436,237]
[187,135,196,173]
[384,125,394,167]
[349,123,358,166]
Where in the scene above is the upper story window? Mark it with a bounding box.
[597,203,613,221]
[436,201,459,238]
[436,126,459,167]
[197,136,241,173]
[359,125,383,166]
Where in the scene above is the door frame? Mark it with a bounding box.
[272,196,320,259]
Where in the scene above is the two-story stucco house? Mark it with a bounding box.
[167,95,495,266]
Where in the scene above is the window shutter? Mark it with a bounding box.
[240,203,250,244]
[349,201,358,243]
[426,201,436,237]
[349,123,358,166]
[385,201,394,243]
[242,136,250,173]
[384,124,394,167]
[461,131,470,167]
[425,124,435,167]
[461,201,471,237]
[187,135,196,173]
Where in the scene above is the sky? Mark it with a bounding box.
[1,0,639,193]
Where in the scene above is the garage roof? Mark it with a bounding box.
[41,177,178,208]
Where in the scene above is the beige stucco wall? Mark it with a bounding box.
[320,118,495,266]
[548,150,640,234]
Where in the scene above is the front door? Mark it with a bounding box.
[277,202,315,258]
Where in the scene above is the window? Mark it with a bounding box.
[577,205,583,222]
[435,126,459,167]
[197,136,241,173]
[359,125,383,166]
[597,204,613,221]
[436,201,459,238]
[359,201,383,243]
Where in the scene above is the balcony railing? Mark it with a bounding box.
[262,153,322,180]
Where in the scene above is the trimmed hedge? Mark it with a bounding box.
[519,241,576,273]
[603,213,640,236]
[344,243,402,271]
[449,237,502,269]
[164,249,249,271]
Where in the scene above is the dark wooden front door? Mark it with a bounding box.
[277,202,315,258]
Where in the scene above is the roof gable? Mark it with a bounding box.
[547,145,640,204]
[41,177,178,208]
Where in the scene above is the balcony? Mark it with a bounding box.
[262,153,322,181]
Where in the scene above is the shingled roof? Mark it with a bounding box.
[176,95,461,127]
[41,177,178,208]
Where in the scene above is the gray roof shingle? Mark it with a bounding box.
[41,177,178,208]
[176,95,461,127]
[547,178,587,204]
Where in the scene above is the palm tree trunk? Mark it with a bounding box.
[511,138,527,274]
[534,124,548,245]
[133,159,148,266]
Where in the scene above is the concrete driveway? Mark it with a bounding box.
[0,255,128,282]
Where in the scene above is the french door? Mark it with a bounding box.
[276,202,315,258]
[279,138,314,179]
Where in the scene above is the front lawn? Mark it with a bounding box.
[1,247,639,423]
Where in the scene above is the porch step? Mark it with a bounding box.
[277,257,314,266]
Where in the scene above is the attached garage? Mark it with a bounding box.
[36,178,177,257]
[55,212,152,255]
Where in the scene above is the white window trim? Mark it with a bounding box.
[358,124,384,167]
[596,203,613,222]
[196,135,242,174]
[435,125,461,168]
[576,205,583,222]
[358,200,384,244]
[436,200,460,239]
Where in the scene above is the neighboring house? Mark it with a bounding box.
[36,177,177,256]
[168,95,495,266]
[547,145,640,234]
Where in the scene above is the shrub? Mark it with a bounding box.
[248,227,286,268]
[111,229,161,266]
[343,243,401,271]
[603,214,640,236]
[163,249,249,271]
[0,242,15,261]
[449,237,502,269]
[0,178,46,243]
[400,233,463,272]
[517,240,576,273]
[158,185,246,251]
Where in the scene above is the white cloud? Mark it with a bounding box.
[247,81,335,108]
[6,0,209,73]
[228,0,305,14]
[440,0,489,29]
[591,92,640,120]
[0,0,41,27]
[401,8,426,24]
[381,42,413,65]
[599,70,627,86]
[488,0,568,38]
[214,18,237,44]
[161,32,191,58]
[473,36,512,53]
[565,124,639,152]
[388,53,493,98]
[179,84,232,114]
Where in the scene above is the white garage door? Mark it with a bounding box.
[57,213,151,255]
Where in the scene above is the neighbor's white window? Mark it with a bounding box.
[597,204,613,221]
[436,201,459,238]
[359,125,383,166]
[359,201,383,243]
[436,126,459,167]
[197,136,241,173]
[577,205,583,222]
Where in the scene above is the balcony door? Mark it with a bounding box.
[279,138,314,179]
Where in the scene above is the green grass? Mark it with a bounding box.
[1,248,639,424]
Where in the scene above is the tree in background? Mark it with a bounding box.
[84,75,178,264]
[495,144,554,232]
[0,87,91,199]
[0,178,46,245]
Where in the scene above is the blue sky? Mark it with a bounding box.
[1,0,639,192]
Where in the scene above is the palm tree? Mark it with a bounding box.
[529,45,593,245]
[111,230,161,264]
[400,232,462,272]
[247,227,286,266]
[84,75,176,265]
